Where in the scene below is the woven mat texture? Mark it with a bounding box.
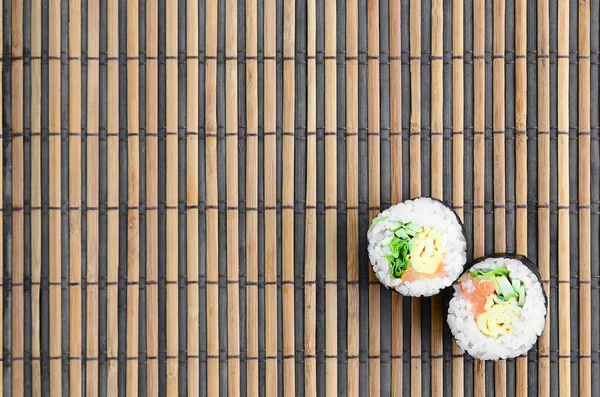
[1,0,599,396]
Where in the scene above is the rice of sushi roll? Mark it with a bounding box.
[367,197,467,297]
[447,254,547,360]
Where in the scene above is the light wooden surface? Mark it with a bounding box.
[409,1,421,395]
[126,1,140,395]
[430,1,443,395]
[473,0,486,394]
[346,0,359,394]
[31,0,42,394]
[514,0,528,393]
[48,0,62,394]
[493,0,507,395]
[186,0,200,394]
[538,0,551,394]
[0,1,596,396]
[452,0,465,394]
[325,0,338,395]
[369,0,382,395]
[246,0,260,395]
[304,0,317,395]
[145,0,159,395]
[264,0,278,395]
[165,0,179,392]
[389,0,403,395]
[205,0,220,395]
[282,0,296,393]
[226,0,241,395]
[12,1,24,395]
[106,0,119,394]
[557,0,571,395]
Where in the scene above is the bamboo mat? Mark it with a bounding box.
[1,0,599,396]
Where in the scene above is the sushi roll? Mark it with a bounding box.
[447,254,547,360]
[367,197,467,297]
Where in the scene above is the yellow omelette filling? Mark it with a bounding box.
[476,295,521,337]
[408,227,446,275]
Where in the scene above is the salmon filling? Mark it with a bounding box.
[458,269,526,337]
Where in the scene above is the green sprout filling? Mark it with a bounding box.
[468,267,526,306]
[382,221,422,278]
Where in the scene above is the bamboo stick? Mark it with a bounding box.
[389,0,403,394]
[537,0,551,394]
[430,1,444,394]
[246,0,260,394]
[473,0,485,394]
[225,0,241,394]
[205,0,220,394]
[49,0,62,393]
[86,0,100,394]
[126,0,140,394]
[452,0,465,393]
[282,0,296,392]
[389,0,401,202]
[514,0,527,279]
[12,0,25,394]
[0,5,3,394]
[493,0,507,395]
[409,0,421,198]
[145,0,159,394]
[578,0,592,394]
[31,0,42,393]
[186,0,200,394]
[451,2,464,224]
[68,0,83,394]
[305,0,317,393]
[368,0,382,394]
[492,0,506,248]
[557,0,570,395]
[166,0,179,392]
[264,0,278,393]
[325,0,338,394]
[106,0,119,393]
[514,0,528,392]
[409,0,421,394]
[431,0,443,200]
